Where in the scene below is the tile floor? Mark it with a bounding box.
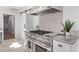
[0,38,27,52]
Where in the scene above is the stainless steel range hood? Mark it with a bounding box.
[30,6,62,16]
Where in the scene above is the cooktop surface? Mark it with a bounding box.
[29,30,52,35]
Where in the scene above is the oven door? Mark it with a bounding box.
[27,40,34,52]
[35,44,48,52]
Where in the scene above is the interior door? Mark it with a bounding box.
[8,16,12,33]
[11,16,15,34]
[8,16,15,34]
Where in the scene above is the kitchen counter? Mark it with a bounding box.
[26,31,79,45]
[25,31,79,52]
[45,33,79,45]
[53,35,78,45]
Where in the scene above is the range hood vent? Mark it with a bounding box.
[30,7,62,16]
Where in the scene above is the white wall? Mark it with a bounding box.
[39,12,63,32]
[20,13,39,40]
[34,16,39,27]
[39,6,79,33]
[14,13,21,40]
[63,6,79,32]
[4,15,9,30]
[28,15,39,30]
[0,11,3,29]
[0,6,40,41]
[0,7,21,41]
[19,13,26,40]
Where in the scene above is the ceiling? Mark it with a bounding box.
[9,6,33,11]
[2,6,63,15]
[0,6,33,12]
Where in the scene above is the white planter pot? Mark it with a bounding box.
[66,32,70,36]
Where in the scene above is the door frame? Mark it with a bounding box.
[3,13,15,42]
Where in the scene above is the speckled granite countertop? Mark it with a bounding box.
[53,35,78,45]
[45,33,79,45]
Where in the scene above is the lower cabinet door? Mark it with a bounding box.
[53,40,72,52]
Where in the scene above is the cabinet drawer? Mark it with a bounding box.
[53,40,72,52]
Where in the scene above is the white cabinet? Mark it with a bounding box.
[26,15,35,31]
[20,14,35,39]
[26,14,39,31]
[72,39,79,52]
[53,40,72,52]
[21,13,26,40]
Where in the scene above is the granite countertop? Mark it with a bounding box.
[53,35,78,45]
[45,33,79,45]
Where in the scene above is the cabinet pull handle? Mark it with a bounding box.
[58,44,63,47]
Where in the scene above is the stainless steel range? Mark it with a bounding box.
[25,30,53,52]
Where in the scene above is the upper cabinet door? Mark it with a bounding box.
[27,15,35,31]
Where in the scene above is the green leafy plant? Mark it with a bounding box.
[61,20,75,32]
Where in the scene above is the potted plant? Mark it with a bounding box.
[61,20,75,35]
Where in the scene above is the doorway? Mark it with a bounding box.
[3,14,15,40]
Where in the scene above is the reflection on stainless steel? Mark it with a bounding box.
[26,32,52,47]
[29,30,52,35]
